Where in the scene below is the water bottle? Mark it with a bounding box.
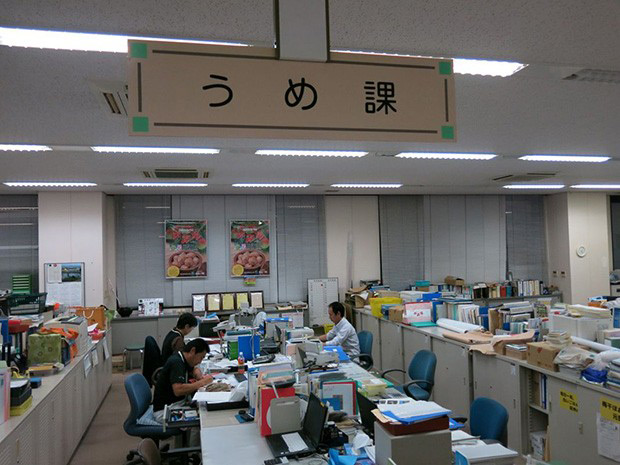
[238,351,245,374]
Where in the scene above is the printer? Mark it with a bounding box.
[45,315,90,356]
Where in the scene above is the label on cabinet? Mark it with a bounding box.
[560,389,579,413]
[601,397,620,423]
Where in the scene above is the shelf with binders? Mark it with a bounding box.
[526,368,549,458]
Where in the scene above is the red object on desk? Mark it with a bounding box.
[259,386,296,436]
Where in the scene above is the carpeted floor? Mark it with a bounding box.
[69,371,138,465]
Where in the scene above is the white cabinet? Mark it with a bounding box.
[432,339,472,418]
[361,314,381,372]
[379,320,404,384]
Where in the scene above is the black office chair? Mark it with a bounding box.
[142,336,163,388]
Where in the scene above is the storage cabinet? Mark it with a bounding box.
[379,320,404,384]
[432,339,472,417]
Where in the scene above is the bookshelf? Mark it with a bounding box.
[473,292,563,306]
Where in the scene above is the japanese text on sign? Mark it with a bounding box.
[128,41,456,142]
[559,389,579,413]
[601,398,620,424]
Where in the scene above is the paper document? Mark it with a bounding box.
[282,432,307,452]
[597,413,620,461]
[193,391,233,403]
[454,443,518,460]
[451,430,475,442]
[378,400,450,423]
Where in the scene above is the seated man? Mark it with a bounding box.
[319,301,360,358]
[161,312,199,362]
[152,338,213,423]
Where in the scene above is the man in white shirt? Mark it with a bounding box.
[319,302,360,357]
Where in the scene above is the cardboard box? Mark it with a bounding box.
[445,275,465,286]
[388,305,405,323]
[505,344,528,360]
[550,313,612,341]
[527,342,560,371]
[375,290,401,299]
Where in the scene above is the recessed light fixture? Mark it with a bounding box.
[232,183,309,188]
[92,146,219,154]
[0,26,249,53]
[331,49,527,77]
[123,182,208,187]
[4,182,97,187]
[0,144,52,152]
[255,150,367,158]
[331,183,403,188]
[503,184,565,189]
[519,155,610,163]
[570,184,620,190]
[396,152,496,160]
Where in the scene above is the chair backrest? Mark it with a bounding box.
[137,438,161,465]
[469,397,509,442]
[357,331,373,356]
[124,373,153,432]
[142,336,163,387]
[407,350,437,392]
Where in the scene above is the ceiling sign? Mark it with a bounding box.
[128,40,456,142]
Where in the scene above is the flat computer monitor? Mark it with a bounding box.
[303,394,328,447]
[356,391,376,436]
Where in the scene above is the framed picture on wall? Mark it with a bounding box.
[230,220,270,277]
[221,293,236,311]
[164,220,207,279]
[250,291,264,309]
[236,292,249,309]
[192,293,206,313]
[206,293,221,312]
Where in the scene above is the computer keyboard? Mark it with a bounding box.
[282,432,307,452]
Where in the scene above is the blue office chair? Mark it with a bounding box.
[123,373,182,460]
[469,397,509,444]
[353,331,374,370]
[382,349,436,400]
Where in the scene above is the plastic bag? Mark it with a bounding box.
[553,345,594,369]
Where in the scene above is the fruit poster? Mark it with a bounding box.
[164,220,207,278]
[230,220,270,277]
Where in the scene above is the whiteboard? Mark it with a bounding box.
[44,262,85,307]
[307,278,339,326]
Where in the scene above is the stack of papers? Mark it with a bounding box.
[454,443,518,464]
[377,400,451,424]
[192,391,233,404]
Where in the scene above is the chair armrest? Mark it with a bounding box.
[352,354,373,367]
[381,368,406,378]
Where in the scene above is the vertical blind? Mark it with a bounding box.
[505,195,547,281]
[378,195,424,291]
[276,195,327,302]
[0,195,39,292]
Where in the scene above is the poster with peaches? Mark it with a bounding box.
[230,220,270,277]
[164,220,207,278]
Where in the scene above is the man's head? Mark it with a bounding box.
[328,301,345,324]
[182,338,209,367]
[176,313,198,336]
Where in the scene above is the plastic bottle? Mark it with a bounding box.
[237,351,245,374]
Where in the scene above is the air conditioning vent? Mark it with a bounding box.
[89,80,129,116]
[563,69,620,84]
[142,169,209,179]
[492,172,556,183]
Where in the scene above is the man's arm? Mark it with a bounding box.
[172,375,213,397]
[193,366,204,380]
[320,326,337,343]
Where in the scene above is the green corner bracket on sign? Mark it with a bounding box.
[132,116,149,132]
[130,42,148,58]
[439,61,452,75]
[441,125,455,140]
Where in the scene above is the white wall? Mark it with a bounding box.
[545,192,610,304]
[567,192,610,303]
[38,192,107,306]
[424,195,506,283]
[103,195,116,309]
[325,196,381,298]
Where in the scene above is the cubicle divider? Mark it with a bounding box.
[353,308,620,464]
[0,335,112,465]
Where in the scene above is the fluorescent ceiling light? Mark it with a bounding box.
[571,184,620,190]
[255,150,367,158]
[92,146,219,154]
[331,183,402,189]
[331,49,526,77]
[123,183,208,187]
[503,184,565,190]
[0,144,52,152]
[519,155,610,163]
[0,26,248,53]
[0,223,34,226]
[396,152,496,160]
[4,182,96,187]
[232,183,309,188]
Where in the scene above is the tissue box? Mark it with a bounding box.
[28,333,63,365]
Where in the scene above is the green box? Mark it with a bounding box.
[132,116,149,132]
[441,125,455,140]
[439,61,452,75]
[28,334,63,364]
[130,42,148,58]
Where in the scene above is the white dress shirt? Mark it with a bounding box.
[325,317,360,357]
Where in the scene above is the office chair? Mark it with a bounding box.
[352,331,374,370]
[142,336,164,387]
[468,397,509,444]
[381,349,436,400]
[123,373,183,461]
[124,438,201,465]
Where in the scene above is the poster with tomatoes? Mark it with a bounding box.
[230,220,270,277]
[164,220,207,278]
